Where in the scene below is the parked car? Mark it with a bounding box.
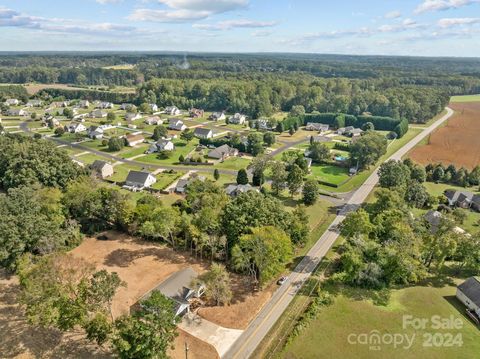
[277,276,288,285]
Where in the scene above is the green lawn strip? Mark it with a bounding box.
[136,139,199,165]
[214,157,252,171]
[450,94,480,103]
[109,164,143,183]
[118,145,150,159]
[198,172,237,187]
[151,171,185,190]
[75,152,112,165]
[308,164,350,186]
[281,283,480,359]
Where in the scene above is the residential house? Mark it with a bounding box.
[164,106,181,116]
[210,112,226,121]
[125,134,145,147]
[5,99,19,106]
[194,127,214,139]
[257,119,276,131]
[457,277,480,324]
[89,109,107,118]
[124,171,156,190]
[423,210,467,235]
[97,102,114,109]
[229,113,246,125]
[175,175,206,194]
[207,144,239,160]
[168,119,187,131]
[312,135,332,143]
[65,123,86,133]
[189,108,204,118]
[348,128,364,137]
[146,139,175,153]
[444,190,480,211]
[98,124,115,131]
[125,113,142,121]
[78,100,90,108]
[6,108,28,117]
[138,268,205,317]
[149,103,159,112]
[120,103,134,111]
[337,126,355,135]
[144,116,163,126]
[90,160,114,179]
[87,126,104,139]
[42,116,60,128]
[306,123,329,133]
[225,184,259,197]
[26,99,43,107]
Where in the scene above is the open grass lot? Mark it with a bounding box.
[152,171,185,190]
[198,172,237,187]
[451,94,480,103]
[280,281,480,359]
[118,144,150,159]
[75,152,112,165]
[137,139,199,165]
[109,164,143,183]
[309,164,350,186]
[214,157,251,171]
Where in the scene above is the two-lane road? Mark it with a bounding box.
[224,107,455,359]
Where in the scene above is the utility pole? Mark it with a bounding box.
[185,341,189,359]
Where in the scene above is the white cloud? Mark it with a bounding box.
[193,19,276,31]
[415,0,479,14]
[438,17,480,27]
[385,10,402,19]
[128,9,210,22]
[157,0,248,13]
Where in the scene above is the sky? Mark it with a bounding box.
[0,0,479,56]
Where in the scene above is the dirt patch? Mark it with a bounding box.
[409,102,480,169]
[169,329,219,359]
[23,84,86,95]
[197,276,276,330]
[69,231,209,318]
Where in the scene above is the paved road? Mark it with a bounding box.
[223,107,454,359]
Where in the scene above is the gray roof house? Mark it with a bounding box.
[168,119,187,131]
[194,127,214,139]
[146,139,175,153]
[225,184,259,197]
[26,99,43,107]
[210,112,226,121]
[312,135,332,143]
[6,108,28,117]
[90,160,114,179]
[337,126,355,135]
[444,190,478,210]
[144,116,163,125]
[87,126,104,139]
[124,171,156,190]
[165,106,181,116]
[229,113,246,125]
[5,99,20,106]
[457,277,480,323]
[306,123,329,132]
[125,112,142,121]
[175,176,206,194]
[89,109,107,118]
[139,268,205,317]
[208,144,239,160]
[78,100,90,108]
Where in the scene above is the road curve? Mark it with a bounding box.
[223,107,455,359]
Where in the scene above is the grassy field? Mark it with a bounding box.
[450,94,480,103]
[137,139,198,165]
[109,164,143,183]
[152,171,185,190]
[309,164,350,186]
[280,281,480,359]
[214,157,251,171]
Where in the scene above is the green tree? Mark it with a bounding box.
[270,161,288,195]
[378,160,411,190]
[263,132,276,146]
[63,107,73,119]
[113,291,178,359]
[108,137,125,152]
[247,133,264,156]
[213,169,220,181]
[180,129,195,142]
[289,105,305,117]
[287,164,304,196]
[308,142,330,163]
[107,112,116,123]
[152,125,168,141]
[340,208,374,238]
[198,263,232,306]
[302,179,320,205]
[350,132,388,170]
[410,165,426,183]
[232,226,293,285]
[54,127,65,137]
[288,127,295,136]
[236,169,249,185]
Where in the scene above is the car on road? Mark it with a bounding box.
[277,276,288,285]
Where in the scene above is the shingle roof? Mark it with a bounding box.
[91,160,110,171]
[194,127,213,136]
[458,277,480,307]
[126,171,151,185]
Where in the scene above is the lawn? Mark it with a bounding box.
[152,171,185,190]
[198,172,237,187]
[136,139,198,165]
[214,157,252,171]
[109,164,143,183]
[450,94,480,103]
[280,282,480,359]
[309,164,350,186]
[119,144,150,159]
[75,152,112,165]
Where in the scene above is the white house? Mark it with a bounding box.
[87,126,104,139]
[210,112,226,121]
[194,127,214,139]
[168,119,187,131]
[457,277,480,324]
[124,171,156,190]
[78,100,90,108]
[144,116,163,125]
[5,99,19,106]
[65,123,87,133]
[97,102,114,109]
[89,109,108,118]
[6,109,28,117]
[229,113,246,125]
[125,133,145,147]
[26,99,43,107]
[149,103,159,112]
[125,113,142,121]
[90,160,114,179]
[147,139,175,153]
[164,106,181,116]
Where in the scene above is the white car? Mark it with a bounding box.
[277,276,288,285]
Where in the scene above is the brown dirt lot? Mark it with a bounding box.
[409,102,480,169]
[22,83,87,95]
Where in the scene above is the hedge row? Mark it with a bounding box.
[41,88,137,104]
[282,112,409,138]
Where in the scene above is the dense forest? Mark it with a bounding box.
[1,52,479,122]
